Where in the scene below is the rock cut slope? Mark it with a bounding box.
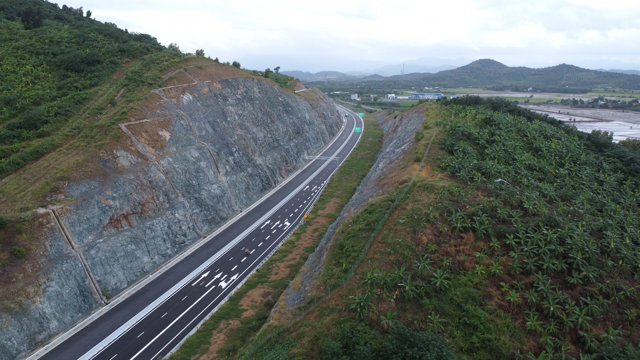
[0,60,341,360]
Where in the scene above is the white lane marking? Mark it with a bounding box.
[181,296,187,301]
[109,355,117,360]
[260,220,270,229]
[231,265,237,271]
[304,200,307,204]
[219,280,228,289]
[271,221,280,229]
[272,229,277,233]
[220,274,227,281]
[230,274,238,282]
[229,257,233,261]
[137,332,144,339]
[241,257,246,262]
[191,271,210,286]
[205,278,216,288]
[250,249,255,254]
[258,242,263,247]
[307,196,311,200]
[161,312,167,318]
[294,209,298,212]
[102,110,359,360]
[266,235,270,240]
[304,185,309,190]
[284,220,291,229]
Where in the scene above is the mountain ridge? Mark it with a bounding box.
[289,59,640,92]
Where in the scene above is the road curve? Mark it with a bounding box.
[34,105,363,360]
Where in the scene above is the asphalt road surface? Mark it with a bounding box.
[35,105,363,360]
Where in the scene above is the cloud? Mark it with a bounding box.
[61,0,640,72]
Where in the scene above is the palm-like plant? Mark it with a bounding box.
[380,310,398,330]
[349,291,372,320]
[430,268,451,291]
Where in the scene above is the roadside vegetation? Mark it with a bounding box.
[169,115,383,360]
[229,98,640,359]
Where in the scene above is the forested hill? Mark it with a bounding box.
[0,0,167,176]
[312,59,640,93]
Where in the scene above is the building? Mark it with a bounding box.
[350,93,359,101]
[386,94,397,100]
[409,92,443,100]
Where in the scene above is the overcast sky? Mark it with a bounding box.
[59,0,640,74]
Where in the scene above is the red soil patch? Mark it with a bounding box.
[239,285,272,318]
[269,198,342,281]
[199,319,240,360]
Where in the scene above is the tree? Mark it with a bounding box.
[21,7,44,30]
[86,10,92,19]
[195,49,205,57]
[264,68,271,78]
[274,66,280,74]
[231,61,241,68]
[168,43,180,52]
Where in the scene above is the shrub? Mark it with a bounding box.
[380,323,454,360]
[11,245,27,259]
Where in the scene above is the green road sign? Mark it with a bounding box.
[355,127,361,133]
[358,113,364,117]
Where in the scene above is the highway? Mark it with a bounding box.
[35,105,363,360]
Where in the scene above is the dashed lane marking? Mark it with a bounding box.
[161,312,167,318]
[137,332,144,339]
[181,296,187,301]
[258,242,263,247]
[231,265,237,271]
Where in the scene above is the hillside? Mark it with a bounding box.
[223,99,640,359]
[311,59,640,93]
[0,0,166,177]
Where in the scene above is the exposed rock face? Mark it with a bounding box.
[1,72,340,360]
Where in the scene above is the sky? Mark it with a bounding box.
[59,0,640,74]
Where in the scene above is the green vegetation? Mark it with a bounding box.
[0,0,165,176]
[249,68,297,91]
[233,99,639,359]
[10,245,26,259]
[436,97,640,357]
[169,115,383,359]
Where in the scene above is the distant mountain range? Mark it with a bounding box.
[285,59,640,92]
